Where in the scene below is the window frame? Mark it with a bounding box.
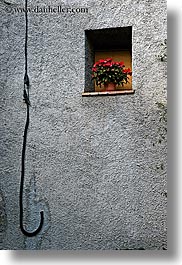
[84,26,134,96]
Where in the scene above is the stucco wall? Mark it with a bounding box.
[0,0,167,249]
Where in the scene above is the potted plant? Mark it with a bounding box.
[92,58,132,91]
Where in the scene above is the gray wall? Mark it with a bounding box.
[0,0,167,249]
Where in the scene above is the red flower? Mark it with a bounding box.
[98,59,106,63]
[123,68,132,74]
[119,61,125,67]
[105,58,112,62]
[103,62,112,67]
[126,68,132,73]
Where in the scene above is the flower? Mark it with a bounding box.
[98,59,106,63]
[91,58,132,87]
[123,68,131,73]
[103,62,112,67]
[92,67,97,72]
[105,58,112,62]
[119,61,125,67]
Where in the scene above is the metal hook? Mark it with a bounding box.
[20,101,44,237]
[20,210,44,237]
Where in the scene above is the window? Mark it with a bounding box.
[83,26,134,96]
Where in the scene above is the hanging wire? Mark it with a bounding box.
[20,0,44,237]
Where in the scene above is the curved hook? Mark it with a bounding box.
[20,100,44,237]
[20,210,44,237]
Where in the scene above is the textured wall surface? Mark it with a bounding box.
[0,0,167,249]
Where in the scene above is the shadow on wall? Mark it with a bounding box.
[0,190,7,235]
[0,189,7,250]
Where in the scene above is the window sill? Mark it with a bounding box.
[82,90,135,97]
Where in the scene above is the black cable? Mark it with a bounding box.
[20,0,44,237]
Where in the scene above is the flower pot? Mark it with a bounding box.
[104,83,116,91]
